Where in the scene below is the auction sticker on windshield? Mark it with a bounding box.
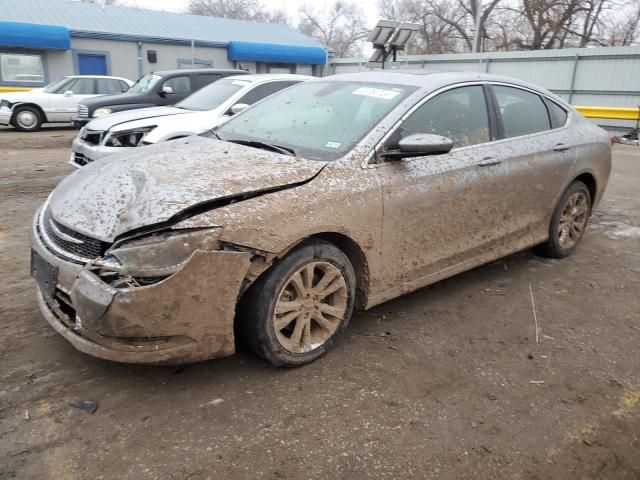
[352,87,400,100]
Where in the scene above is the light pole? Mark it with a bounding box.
[472,0,482,53]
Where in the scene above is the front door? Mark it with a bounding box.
[377,84,512,290]
[77,54,107,75]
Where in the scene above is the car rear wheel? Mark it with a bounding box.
[535,180,591,258]
[12,106,43,132]
[238,239,356,367]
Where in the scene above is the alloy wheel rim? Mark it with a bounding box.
[16,111,37,129]
[273,261,348,354]
[558,191,589,249]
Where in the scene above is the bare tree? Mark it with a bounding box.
[375,0,639,52]
[599,2,640,45]
[188,0,289,24]
[298,1,369,57]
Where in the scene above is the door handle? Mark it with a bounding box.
[553,143,571,152]
[477,157,502,167]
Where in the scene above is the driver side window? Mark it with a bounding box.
[388,85,490,150]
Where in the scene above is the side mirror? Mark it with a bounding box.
[63,90,73,97]
[160,85,173,96]
[229,103,249,115]
[384,133,453,159]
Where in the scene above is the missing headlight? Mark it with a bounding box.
[105,127,156,147]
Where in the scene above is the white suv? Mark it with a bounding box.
[0,75,133,132]
[70,74,312,167]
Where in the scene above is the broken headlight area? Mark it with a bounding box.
[90,227,223,287]
[0,99,12,109]
[104,126,156,147]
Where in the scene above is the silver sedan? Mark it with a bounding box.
[31,71,611,366]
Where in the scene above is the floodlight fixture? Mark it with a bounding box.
[390,22,420,48]
[367,20,400,46]
[366,19,420,69]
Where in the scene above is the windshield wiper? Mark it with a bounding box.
[223,138,296,157]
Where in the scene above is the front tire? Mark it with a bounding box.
[536,180,591,258]
[238,239,356,367]
[12,106,43,132]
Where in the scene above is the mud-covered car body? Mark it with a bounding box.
[31,71,611,364]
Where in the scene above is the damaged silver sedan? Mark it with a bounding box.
[31,72,611,366]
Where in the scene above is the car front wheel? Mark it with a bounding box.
[238,239,356,367]
[12,106,43,132]
[536,180,592,258]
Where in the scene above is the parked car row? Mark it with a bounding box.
[0,75,133,131]
[28,71,611,368]
[0,68,248,132]
[70,74,312,167]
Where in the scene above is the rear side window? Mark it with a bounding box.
[97,78,126,94]
[236,81,298,106]
[545,98,568,129]
[394,85,490,148]
[163,76,191,94]
[494,85,550,138]
[195,74,221,89]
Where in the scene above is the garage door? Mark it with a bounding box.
[77,54,107,75]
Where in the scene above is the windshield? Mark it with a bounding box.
[217,81,417,161]
[176,78,246,111]
[44,77,74,93]
[128,74,161,93]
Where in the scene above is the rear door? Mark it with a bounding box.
[488,84,575,240]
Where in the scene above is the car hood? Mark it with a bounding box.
[81,92,155,109]
[86,106,186,131]
[132,109,226,140]
[48,136,326,242]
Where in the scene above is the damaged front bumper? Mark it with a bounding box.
[30,208,252,364]
[0,105,12,126]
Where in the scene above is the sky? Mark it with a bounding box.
[123,0,381,26]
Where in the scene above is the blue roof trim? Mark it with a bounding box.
[228,41,326,65]
[70,30,227,49]
[0,21,70,49]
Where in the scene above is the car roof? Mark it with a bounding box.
[324,70,558,98]
[222,74,316,83]
[66,75,131,81]
[152,68,248,76]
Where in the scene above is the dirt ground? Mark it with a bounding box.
[1,127,639,480]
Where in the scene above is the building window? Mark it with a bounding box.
[0,53,45,83]
[178,59,213,69]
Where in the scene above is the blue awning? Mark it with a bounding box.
[0,21,70,49]
[228,41,326,65]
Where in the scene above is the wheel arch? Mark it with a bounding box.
[11,103,47,123]
[573,172,597,207]
[239,231,371,312]
[309,232,370,310]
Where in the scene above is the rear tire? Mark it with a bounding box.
[238,239,356,367]
[535,180,591,258]
[12,106,43,132]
